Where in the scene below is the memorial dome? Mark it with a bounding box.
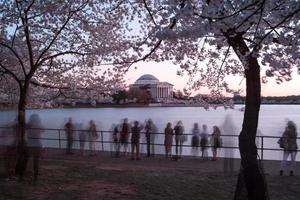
[135,74,159,84]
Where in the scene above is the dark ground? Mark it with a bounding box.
[0,149,299,200]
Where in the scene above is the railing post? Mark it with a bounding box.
[261,136,264,161]
[58,129,61,149]
[101,131,104,151]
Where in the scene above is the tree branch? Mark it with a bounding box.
[256,6,300,48]
[0,62,21,84]
[0,42,26,75]
[143,0,157,26]
[35,1,89,67]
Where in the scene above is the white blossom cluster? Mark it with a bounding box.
[0,0,135,109]
[122,0,300,105]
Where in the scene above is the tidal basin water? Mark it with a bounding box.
[0,105,299,160]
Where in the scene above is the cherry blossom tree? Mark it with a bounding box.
[0,0,134,176]
[0,0,133,138]
[122,1,300,199]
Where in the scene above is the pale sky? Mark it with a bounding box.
[124,61,300,97]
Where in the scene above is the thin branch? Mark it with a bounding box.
[217,46,231,89]
[0,42,26,75]
[35,1,89,67]
[143,0,157,26]
[235,0,264,30]
[201,0,261,21]
[0,62,21,84]
[256,6,300,48]
[38,50,88,67]
[253,0,265,39]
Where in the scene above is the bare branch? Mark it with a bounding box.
[256,6,300,48]
[0,62,21,84]
[35,1,89,67]
[0,42,26,75]
[143,0,157,26]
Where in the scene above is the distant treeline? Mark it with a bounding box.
[233,95,300,104]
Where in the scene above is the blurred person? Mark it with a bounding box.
[144,119,157,157]
[174,120,185,159]
[191,123,200,156]
[164,122,173,158]
[200,124,209,159]
[64,118,74,155]
[88,120,98,156]
[222,114,236,173]
[26,114,44,181]
[278,121,298,176]
[256,129,263,151]
[131,121,143,160]
[78,123,86,156]
[120,118,130,156]
[111,124,120,157]
[210,126,222,161]
[3,119,18,180]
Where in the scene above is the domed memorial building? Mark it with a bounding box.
[129,74,173,102]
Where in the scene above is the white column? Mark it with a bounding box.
[158,87,161,99]
[160,87,162,99]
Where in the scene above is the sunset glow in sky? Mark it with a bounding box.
[125,61,300,97]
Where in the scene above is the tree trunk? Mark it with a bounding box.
[226,34,269,200]
[18,88,27,144]
[15,84,29,180]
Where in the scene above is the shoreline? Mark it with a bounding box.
[1,103,300,111]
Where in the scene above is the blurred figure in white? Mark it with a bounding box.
[221,114,237,173]
[77,123,86,156]
[191,123,200,156]
[27,114,44,181]
[200,124,209,159]
[88,120,98,156]
[256,128,263,156]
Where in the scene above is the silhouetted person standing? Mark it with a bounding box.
[211,126,222,161]
[65,118,74,154]
[3,119,18,180]
[145,119,157,157]
[112,124,120,157]
[279,120,298,176]
[131,121,143,160]
[120,118,130,156]
[164,122,173,158]
[174,121,185,159]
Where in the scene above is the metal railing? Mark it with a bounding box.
[0,126,299,161]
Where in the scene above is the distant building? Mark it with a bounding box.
[129,74,173,102]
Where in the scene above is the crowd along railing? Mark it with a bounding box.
[0,126,299,161]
